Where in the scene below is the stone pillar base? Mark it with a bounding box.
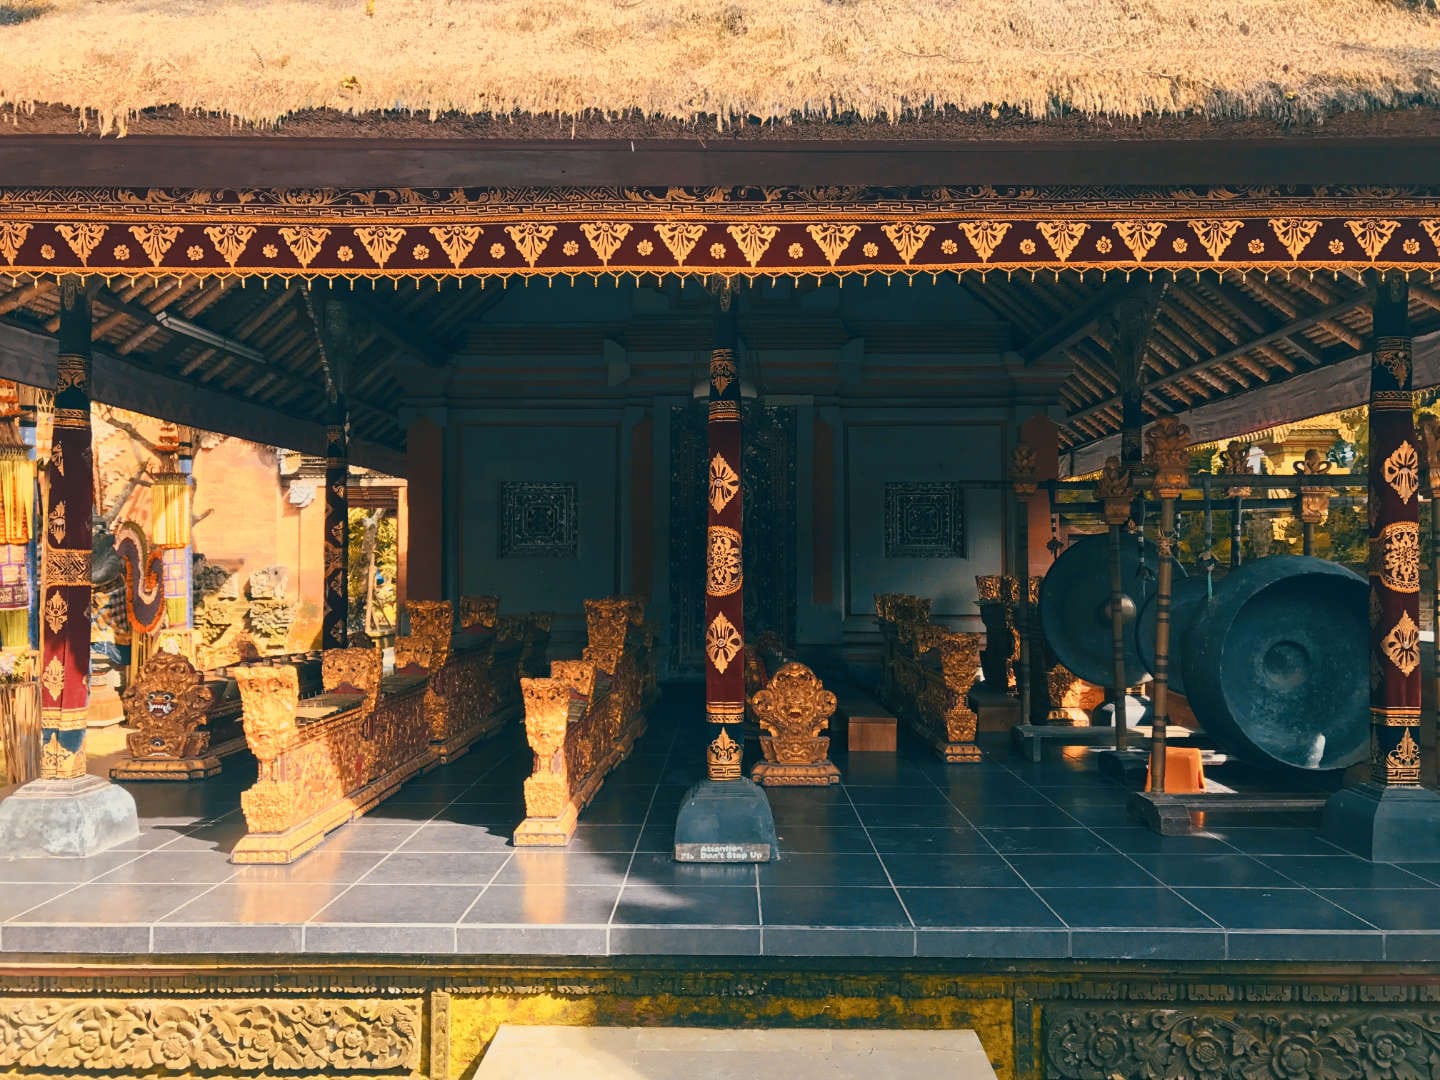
[0,774,139,857]
[674,778,777,863]
[1324,781,1440,863]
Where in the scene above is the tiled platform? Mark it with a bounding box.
[2,687,1439,961]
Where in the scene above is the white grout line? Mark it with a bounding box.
[838,778,917,954]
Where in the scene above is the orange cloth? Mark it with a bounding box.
[1144,746,1206,793]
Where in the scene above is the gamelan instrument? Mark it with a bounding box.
[1038,533,1156,687]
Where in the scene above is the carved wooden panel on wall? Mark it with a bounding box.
[883,481,965,559]
[498,481,578,558]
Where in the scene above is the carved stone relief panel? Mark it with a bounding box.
[499,481,578,559]
[884,481,965,559]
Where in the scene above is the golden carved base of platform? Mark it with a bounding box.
[751,759,841,786]
[109,745,230,781]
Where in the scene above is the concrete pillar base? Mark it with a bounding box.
[1324,781,1440,863]
[0,774,139,857]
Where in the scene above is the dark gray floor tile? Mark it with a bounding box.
[1093,826,1235,854]
[92,850,237,885]
[609,926,760,955]
[164,822,250,853]
[773,825,874,854]
[491,851,628,888]
[762,886,909,927]
[398,823,514,853]
[1038,886,1218,930]
[865,827,991,855]
[1262,856,1437,890]
[758,853,889,887]
[1007,852,1159,889]
[304,924,455,954]
[567,825,642,853]
[627,852,757,888]
[320,822,424,853]
[762,927,914,956]
[1071,929,1227,960]
[1228,931,1383,962]
[901,888,1064,929]
[109,829,188,853]
[428,804,519,828]
[361,851,511,886]
[882,852,1025,888]
[1318,889,1440,930]
[1384,933,1440,960]
[310,883,480,924]
[3,924,151,953]
[0,883,78,921]
[961,804,1080,828]
[1129,853,1294,888]
[980,828,1113,855]
[457,925,608,955]
[917,928,1070,958]
[1176,887,1376,930]
[846,786,956,806]
[461,884,621,925]
[1395,862,1440,886]
[634,824,677,853]
[613,885,758,926]
[153,923,302,953]
[853,804,969,829]
[0,850,141,883]
[229,848,386,884]
[1211,828,1348,856]
[767,805,862,829]
[162,882,348,924]
[9,883,211,924]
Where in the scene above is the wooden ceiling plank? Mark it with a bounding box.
[0,280,55,318]
[1020,280,1132,366]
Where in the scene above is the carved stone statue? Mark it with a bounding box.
[750,662,840,786]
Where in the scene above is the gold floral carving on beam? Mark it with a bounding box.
[726,223,780,267]
[1386,727,1423,785]
[128,223,183,267]
[1378,522,1421,594]
[277,226,330,269]
[706,525,743,597]
[203,223,257,267]
[957,221,1011,262]
[806,223,861,265]
[1384,440,1420,505]
[507,222,559,267]
[709,355,737,396]
[56,222,107,265]
[708,453,739,512]
[578,222,631,266]
[42,591,67,635]
[653,221,708,265]
[1375,336,1412,385]
[1423,219,1440,256]
[1109,220,1164,262]
[1268,219,1321,260]
[1382,610,1421,676]
[41,656,65,702]
[427,224,483,268]
[707,726,742,780]
[0,997,423,1073]
[1188,219,1243,261]
[1036,221,1089,262]
[881,222,934,265]
[352,225,406,268]
[1347,219,1401,261]
[0,221,32,265]
[706,611,742,674]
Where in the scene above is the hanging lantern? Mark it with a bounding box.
[150,421,191,550]
[0,381,33,547]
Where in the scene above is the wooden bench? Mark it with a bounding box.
[874,593,983,763]
[835,685,898,753]
[514,597,654,846]
[111,650,323,781]
[231,647,435,864]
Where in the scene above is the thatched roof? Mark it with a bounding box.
[2,0,1439,137]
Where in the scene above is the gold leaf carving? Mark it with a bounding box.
[508,222,559,267]
[708,453,739,513]
[1111,221,1164,262]
[1376,337,1412,385]
[726,223,780,267]
[128,224,183,267]
[427,225,483,268]
[706,611,742,674]
[1346,219,1400,261]
[578,222,630,266]
[707,525,742,597]
[41,655,65,702]
[957,221,1011,263]
[352,225,406,268]
[653,222,708,265]
[203,224,256,267]
[47,501,65,545]
[1378,522,1420,594]
[805,223,861,265]
[0,222,32,265]
[1384,440,1420,504]
[1187,220,1243,261]
[1035,221,1089,262]
[43,591,67,635]
[1382,609,1421,676]
[881,222,934,265]
[56,223,107,266]
[277,226,331,268]
[710,353,736,396]
[1268,219,1321,260]
[1387,727,1422,784]
[1422,220,1440,256]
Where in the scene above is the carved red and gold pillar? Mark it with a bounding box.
[38,278,95,779]
[1325,271,1440,862]
[322,401,350,651]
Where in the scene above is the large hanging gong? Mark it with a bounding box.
[1039,533,1157,687]
[1134,572,1211,697]
[1180,554,1368,772]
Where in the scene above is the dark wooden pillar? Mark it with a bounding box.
[39,278,95,779]
[704,298,745,736]
[320,297,351,650]
[1325,271,1440,862]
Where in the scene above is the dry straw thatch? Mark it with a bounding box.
[2,0,1439,136]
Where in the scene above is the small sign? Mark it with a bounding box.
[674,842,772,863]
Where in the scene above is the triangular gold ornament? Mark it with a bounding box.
[353,226,407,268]
[128,224,183,267]
[507,223,559,267]
[56,223,108,266]
[805,224,860,266]
[1186,220,1242,261]
[427,225,483,268]
[881,222,934,265]
[726,223,780,267]
[1345,219,1400,261]
[203,224,257,267]
[957,221,1010,263]
[579,223,632,266]
[1111,221,1164,263]
[1267,219,1320,261]
[278,226,331,269]
[0,222,32,266]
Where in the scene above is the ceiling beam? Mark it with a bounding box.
[1020,280,1132,367]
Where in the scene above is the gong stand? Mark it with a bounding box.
[1141,417,1191,794]
[1010,443,1039,728]
[1222,440,1251,570]
[1097,457,1136,752]
[1294,448,1333,558]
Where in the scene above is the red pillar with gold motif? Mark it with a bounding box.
[1325,271,1440,863]
[322,400,350,650]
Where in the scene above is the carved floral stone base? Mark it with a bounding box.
[751,759,841,786]
[109,751,225,781]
